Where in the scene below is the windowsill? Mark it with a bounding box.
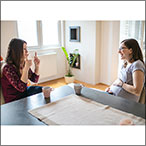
[28,46,61,51]
[38,52,56,57]
[28,46,60,57]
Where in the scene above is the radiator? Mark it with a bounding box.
[30,52,57,83]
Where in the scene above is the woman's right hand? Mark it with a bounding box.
[105,87,114,94]
[24,59,32,70]
[105,87,110,92]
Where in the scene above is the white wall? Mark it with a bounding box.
[65,21,98,85]
[1,21,66,82]
[1,21,18,58]
[95,22,101,84]
[65,21,120,85]
[100,21,120,85]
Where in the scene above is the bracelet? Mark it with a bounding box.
[121,81,124,88]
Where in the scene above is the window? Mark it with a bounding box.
[17,21,38,46]
[42,20,59,46]
[120,21,145,62]
[17,20,60,49]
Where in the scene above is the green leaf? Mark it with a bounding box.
[61,47,79,76]
[61,47,69,63]
[65,74,74,77]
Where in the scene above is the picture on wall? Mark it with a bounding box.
[69,26,80,42]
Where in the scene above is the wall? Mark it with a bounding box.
[1,21,66,82]
[100,21,120,85]
[65,21,120,85]
[65,21,98,85]
[95,22,101,84]
[1,21,18,58]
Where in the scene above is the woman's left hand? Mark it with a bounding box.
[34,52,40,68]
[113,78,123,87]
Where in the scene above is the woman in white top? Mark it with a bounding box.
[105,38,145,102]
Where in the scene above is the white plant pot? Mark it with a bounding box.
[64,76,75,84]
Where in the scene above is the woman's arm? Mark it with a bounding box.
[3,65,27,92]
[122,70,144,96]
[27,52,40,83]
[28,69,39,83]
[21,59,32,83]
[33,52,40,75]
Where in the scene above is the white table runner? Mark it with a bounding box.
[28,94,145,125]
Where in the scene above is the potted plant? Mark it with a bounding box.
[61,47,79,84]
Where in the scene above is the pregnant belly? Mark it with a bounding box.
[110,85,122,96]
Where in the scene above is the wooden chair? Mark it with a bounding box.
[139,87,145,104]
[0,61,5,105]
[0,86,5,105]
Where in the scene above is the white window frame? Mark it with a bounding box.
[17,20,61,50]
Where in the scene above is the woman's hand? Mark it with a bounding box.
[33,52,40,75]
[105,87,113,94]
[105,87,110,92]
[113,78,123,87]
[21,59,32,83]
[34,52,40,68]
[24,59,32,70]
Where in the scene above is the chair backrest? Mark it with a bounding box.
[139,87,145,104]
[0,85,5,105]
[0,61,5,104]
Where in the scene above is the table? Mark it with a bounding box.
[1,85,145,125]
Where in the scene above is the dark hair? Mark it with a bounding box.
[121,38,144,64]
[5,38,27,76]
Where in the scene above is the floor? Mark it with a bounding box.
[37,77,109,91]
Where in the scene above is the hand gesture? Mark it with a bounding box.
[24,59,32,70]
[34,52,40,68]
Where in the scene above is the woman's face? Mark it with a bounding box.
[118,42,133,61]
[23,43,29,59]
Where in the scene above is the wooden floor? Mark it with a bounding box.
[37,77,109,91]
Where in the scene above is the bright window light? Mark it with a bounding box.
[120,21,145,47]
[42,20,59,46]
[120,21,145,61]
[17,21,38,46]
